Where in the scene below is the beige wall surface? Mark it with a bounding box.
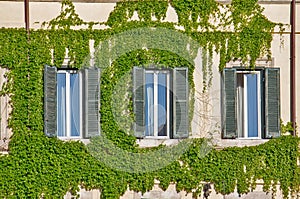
[0,1,116,28]
[65,182,294,199]
[0,68,11,151]
[296,34,300,136]
[0,1,299,137]
[0,1,300,198]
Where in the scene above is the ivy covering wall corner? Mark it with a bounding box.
[0,0,299,198]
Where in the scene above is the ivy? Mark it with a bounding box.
[281,120,295,135]
[106,0,168,27]
[42,0,101,30]
[0,0,298,199]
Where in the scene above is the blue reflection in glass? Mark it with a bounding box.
[158,73,167,136]
[70,73,80,136]
[246,74,258,137]
[57,73,66,137]
[145,73,154,136]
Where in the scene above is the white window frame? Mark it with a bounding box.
[236,71,261,139]
[145,70,170,139]
[57,70,82,139]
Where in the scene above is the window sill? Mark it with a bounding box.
[235,137,264,140]
[215,139,269,149]
[57,137,91,145]
[136,138,181,148]
[0,151,9,155]
[143,136,170,139]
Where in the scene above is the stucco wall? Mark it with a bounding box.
[0,68,12,151]
[0,1,299,198]
[0,1,300,136]
[64,181,299,199]
[0,0,299,140]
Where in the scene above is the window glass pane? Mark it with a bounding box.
[158,73,167,136]
[246,74,258,137]
[145,73,154,136]
[236,74,244,137]
[57,73,66,137]
[70,73,80,137]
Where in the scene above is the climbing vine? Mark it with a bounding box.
[0,0,298,199]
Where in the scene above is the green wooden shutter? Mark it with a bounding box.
[172,67,189,139]
[83,68,101,138]
[44,65,57,137]
[222,68,237,138]
[265,68,280,138]
[133,67,145,138]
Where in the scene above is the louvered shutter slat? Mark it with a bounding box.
[133,67,145,138]
[172,68,189,139]
[222,68,237,138]
[265,68,280,138]
[83,68,100,138]
[44,65,57,137]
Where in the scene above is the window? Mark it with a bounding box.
[144,70,170,138]
[44,65,100,139]
[222,68,280,139]
[236,71,262,138]
[56,70,81,138]
[133,67,189,139]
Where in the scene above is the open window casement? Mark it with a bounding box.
[222,67,280,139]
[44,65,100,139]
[133,67,189,139]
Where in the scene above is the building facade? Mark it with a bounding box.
[0,0,299,198]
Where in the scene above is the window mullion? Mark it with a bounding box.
[243,74,248,138]
[257,72,262,138]
[166,73,170,138]
[66,72,71,138]
[154,73,158,137]
[79,73,82,138]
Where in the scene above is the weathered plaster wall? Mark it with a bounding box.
[0,1,299,198]
[0,1,299,136]
[0,1,116,28]
[64,181,296,199]
[0,68,11,151]
[0,0,299,140]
